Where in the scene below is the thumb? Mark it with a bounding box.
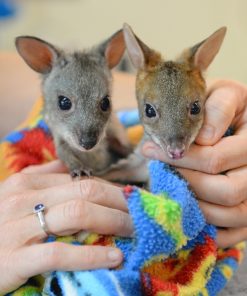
[196,86,236,145]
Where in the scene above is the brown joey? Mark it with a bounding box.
[123,23,226,159]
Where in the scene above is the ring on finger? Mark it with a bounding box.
[33,203,50,236]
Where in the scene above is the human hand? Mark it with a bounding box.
[0,160,132,294]
[142,79,247,248]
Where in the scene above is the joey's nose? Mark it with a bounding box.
[79,138,97,150]
[167,145,185,160]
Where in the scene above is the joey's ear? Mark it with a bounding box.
[105,29,125,69]
[123,23,162,70]
[188,27,227,71]
[98,29,125,69]
[15,36,60,74]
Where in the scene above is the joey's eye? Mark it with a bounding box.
[190,101,201,115]
[58,96,72,111]
[100,95,110,112]
[145,104,157,118]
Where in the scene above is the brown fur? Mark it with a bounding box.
[123,24,226,159]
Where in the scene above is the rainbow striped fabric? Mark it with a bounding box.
[1,98,245,296]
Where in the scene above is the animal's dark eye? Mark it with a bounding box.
[100,95,110,112]
[190,101,201,115]
[145,104,157,118]
[58,96,72,111]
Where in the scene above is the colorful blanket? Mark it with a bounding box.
[0,98,245,296]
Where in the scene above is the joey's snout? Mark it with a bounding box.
[167,144,185,160]
[80,138,97,150]
[166,137,187,160]
[79,131,99,151]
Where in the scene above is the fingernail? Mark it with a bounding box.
[108,248,122,261]
[199,124,215,140]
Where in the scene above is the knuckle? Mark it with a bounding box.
[79,179,107,205]
[83,247,97,267]
[206,150,224,174]
[79,179,98,201]
[44,243,62,268]
[219,193,234,207]
[116,211,128,234]
[220,194,235,207]
[201,207,212,224]
[2,190,33,215]
[237,202,247,220]
[198,201,213,224]
[6,173,30,190]
[222,181,243,206]
[63,199,90,227]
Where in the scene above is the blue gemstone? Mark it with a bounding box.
[34,204,45,212]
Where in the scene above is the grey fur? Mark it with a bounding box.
[16,32,133,178]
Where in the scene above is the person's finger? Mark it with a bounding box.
[198,199,247,228]
[0,160,70,195]
[196,80,247,145]
[142,134,247,174]
[17,243,123,279]
[177,166,247,206]
[46,198,133,237]
[0,179,127,223]
[21,160,68,174]
[9,199,133,246]
[216,227,247,248]
[0,169,112,196]
[196,87,235,145]
[0,172,72,196]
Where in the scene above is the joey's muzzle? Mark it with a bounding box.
[80,139,97,150]
[79,132,98,150]
[167,145,185,160]
[166,137,186,159]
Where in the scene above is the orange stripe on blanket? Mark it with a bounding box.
[18,97,44,130]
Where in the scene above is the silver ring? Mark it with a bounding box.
[33,204,49,235]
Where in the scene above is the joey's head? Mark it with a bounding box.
[123,24,226,159]
[15,30,125,152]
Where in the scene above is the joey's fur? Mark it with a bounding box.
[123,24,227,160]
[16,30,133,178]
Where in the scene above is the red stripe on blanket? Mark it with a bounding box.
[170,235,216,285]
[7,128,56,172]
